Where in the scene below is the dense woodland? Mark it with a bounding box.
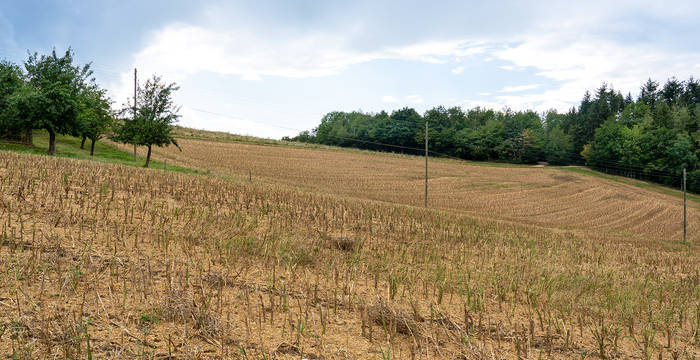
[0,49,180,167]
[286,77,700,191]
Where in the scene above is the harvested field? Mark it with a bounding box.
[118,137,700,242]
[0,148,698,359]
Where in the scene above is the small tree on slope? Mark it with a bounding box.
[131,75,181,167]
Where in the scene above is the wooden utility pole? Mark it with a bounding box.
[425,120,428,208]
[683,168,687,242]
[133,68,137,162]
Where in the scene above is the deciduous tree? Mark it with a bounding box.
[24,48,92,155]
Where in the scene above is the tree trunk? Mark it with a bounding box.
[144,144,152,167]
[48,130,56,155]
[90,138,96,156]
[133,144,137,161]
[24,128,33,146]
[80,135,86,149]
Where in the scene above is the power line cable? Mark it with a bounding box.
[86,65,692,184]
[192,106,687,180]
[189,107,440,154]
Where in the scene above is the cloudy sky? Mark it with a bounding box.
[1,1,699,138]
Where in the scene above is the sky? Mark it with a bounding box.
[1,1,699,139]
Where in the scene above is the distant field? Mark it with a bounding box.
[1,132,698,359]
[115,135,699,243]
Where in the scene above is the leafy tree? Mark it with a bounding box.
[544,126,573,164]
[125,75,181,168]
[422,106,452,153]
[314,111,355,147]
[285,130,313,142]
[618,102,650,127]
[23,48,92,155]
[652,102,673,129]
[465,107,496,128]
[517,128,544,163]
[378,107,422,150]
[587,119,625,170]
[618,126,643,176]
[287,76,700,190]
[671,106,693,135]
[469,119,505,160]
[683,77,699,110]
[0,61,34,144]
[580,143,593,164]
[78,86,113,156]
[639,78,660,110]
[0,61,22,105]
[662,77,683,106]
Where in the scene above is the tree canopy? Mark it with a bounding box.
[0,48,180,163]
[24,49,94,154]
[78,85,113,156]
[286,76,700,191]
[0,48,116,155]
[112,75,181,167]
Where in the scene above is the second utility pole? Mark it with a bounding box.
[133,68,137,162]
[684,168,687,243]
[425,120,428,207]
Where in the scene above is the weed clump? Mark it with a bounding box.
[368,298,422,337]
[330,235,358,252]
[158,288,221,337]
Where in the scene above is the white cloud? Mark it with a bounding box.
[108,6,700,138]
[406,94,424,104]
[179,107,294,139]
[489,28,700,111]
[128,24,488,83]
[500,84,540,93]
[107,24,490,113]
[458,99,509,111]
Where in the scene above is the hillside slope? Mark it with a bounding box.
[0,150,698,359]
[112,133,698,242]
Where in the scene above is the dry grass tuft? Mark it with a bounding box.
[158,288,221,337]
[330,235,358,252]
[367,298,422,337]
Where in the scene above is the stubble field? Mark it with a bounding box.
[1,135,699,359]
[122,136,700,242]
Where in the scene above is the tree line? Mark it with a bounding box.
[285,77,700,191]
[0,48,181,167]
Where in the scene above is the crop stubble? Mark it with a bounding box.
[0,144,698,358]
